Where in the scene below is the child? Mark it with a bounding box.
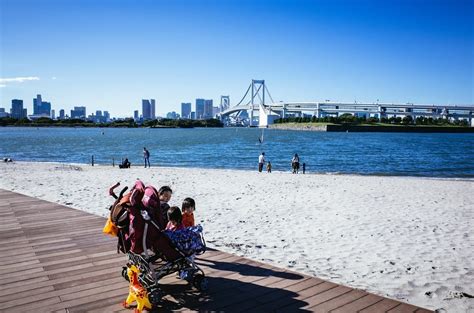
[182,197,196,228]
[266,161,272,173]
[165,206,205,270]
[158,186,172,226]
[166,206,184,231]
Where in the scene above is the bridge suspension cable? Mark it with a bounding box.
[252,83,264,105]
[234,83,252,107]
[264,84,275,104]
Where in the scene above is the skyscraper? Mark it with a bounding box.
[142,99,156,120]
[10,99,27,119]
[134,110,139,121]
[150,99,156,120]
[33,94,42,114]
[142,100,151,120]
[33,94,51,116]
[71,106,86,119]
[59,109,65,119]
[195,98,205,120]
[204,99,213,119]
[0,108,8,118]
[181,102,191,119]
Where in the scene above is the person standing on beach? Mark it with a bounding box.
[143,147,150,168]
[291,153,300,174]
[267,161,272,173]
[258,152,265,172]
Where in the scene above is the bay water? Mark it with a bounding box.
[1,127,473,178]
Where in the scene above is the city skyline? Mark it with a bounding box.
[1,0,472,117]
[1,94,223,121]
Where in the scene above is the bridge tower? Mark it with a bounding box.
[250,79,265,127]
[220,95,230,112]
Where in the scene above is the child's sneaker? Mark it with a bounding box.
[179,270,189,280]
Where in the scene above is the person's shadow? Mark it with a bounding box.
[152,249,310,312]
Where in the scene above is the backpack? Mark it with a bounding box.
[103,180,163,254]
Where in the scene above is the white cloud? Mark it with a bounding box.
[0,84,6,88]
[51,76,57,80]
[0,76,40,85]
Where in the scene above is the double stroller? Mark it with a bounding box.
[103,180,208,312]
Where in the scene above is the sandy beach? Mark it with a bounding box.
[0,161,472,312]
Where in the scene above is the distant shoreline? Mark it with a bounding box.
[270,123,474,133]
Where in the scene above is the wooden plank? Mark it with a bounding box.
[359,298,403,313]
[6,296,62,312]
[308,289,367,311]
[246,281,336,313]
[387,303,420,313]
[330,294,384,313]
[0,285,55,305]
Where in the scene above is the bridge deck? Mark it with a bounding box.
[0,189,433,312]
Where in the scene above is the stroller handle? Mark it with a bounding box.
[108,182,121,199]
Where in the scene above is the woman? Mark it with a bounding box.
[291,153,300,174]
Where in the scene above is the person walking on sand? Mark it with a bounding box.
[258,152,265,172]
[143,147,150,168]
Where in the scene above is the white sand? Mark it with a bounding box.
[0,161,473,312]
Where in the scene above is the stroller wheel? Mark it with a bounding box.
[121,267,129,282]
[192,274,209,291]
[148,288,163,306]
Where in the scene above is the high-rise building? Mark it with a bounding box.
[181,102,191,119]
[94,110,105,123]
[142,100,150,120]
[51,109,55,119]
[195,98,205,120]
[190,112,196,120]
[0,108,8,118]
[142,99,156,120]
[104,111,110,122]
[41,102,51,115]
[71,106,86,119]
[10,99,27,119]
[150,99,156,120]
[59,109,65,120]
[204,99,213,119]
[33,94,51,116]
[134,110,139,121]
[33,95,42,114]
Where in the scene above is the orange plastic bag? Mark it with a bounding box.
[103,217,118,237]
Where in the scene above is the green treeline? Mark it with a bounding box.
[275,114,470,127]
[0,117,223,128]
[143,118,223,128]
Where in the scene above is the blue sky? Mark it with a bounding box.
[1,0,472,117]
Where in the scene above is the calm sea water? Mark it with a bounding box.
[1,127,473,178]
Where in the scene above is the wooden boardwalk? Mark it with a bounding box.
[0,189,433,312]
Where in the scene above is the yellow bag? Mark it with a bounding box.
[103,217,119,237]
